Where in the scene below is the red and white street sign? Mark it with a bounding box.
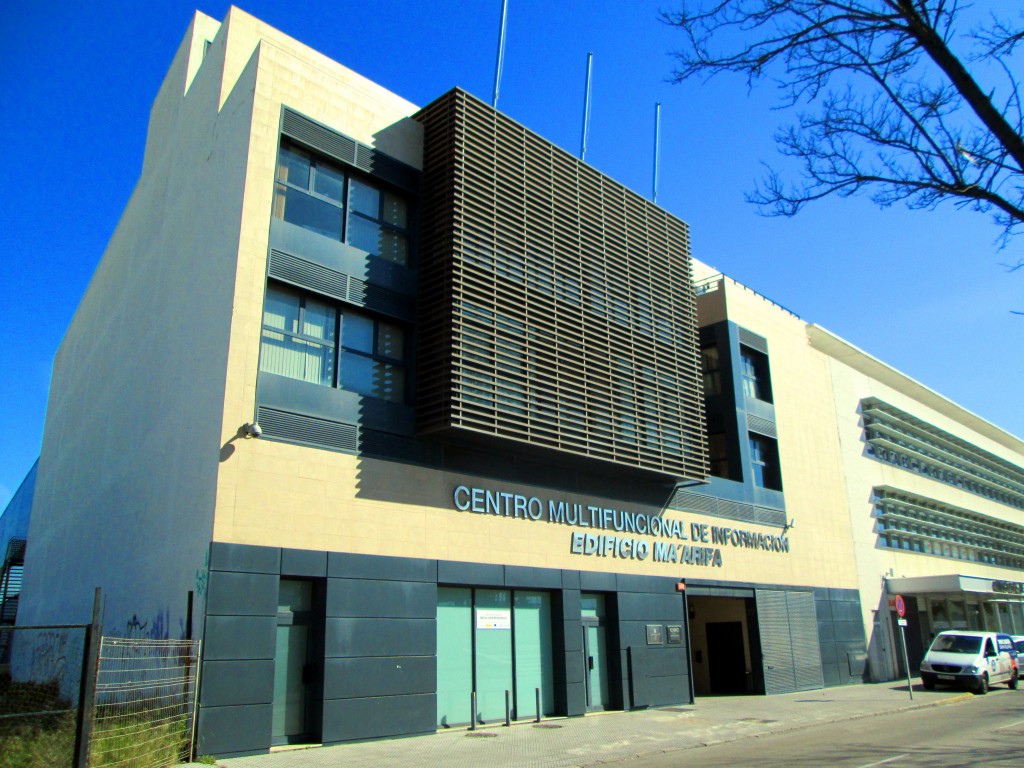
[894,594,906,618]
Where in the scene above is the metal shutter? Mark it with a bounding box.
[756,589,824,694]
[787,591,825,691]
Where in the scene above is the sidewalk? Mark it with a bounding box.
[203,680,975,768]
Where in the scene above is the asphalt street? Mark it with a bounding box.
[616,689,1024,768]
[200,679,1000,768]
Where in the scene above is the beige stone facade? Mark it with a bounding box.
[811,327,1024,680]
[17,7,1022,756]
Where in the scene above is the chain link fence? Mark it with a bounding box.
[90,637,202,768]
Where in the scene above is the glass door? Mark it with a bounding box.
[514,591,554,719]
[437,587,473,727]
[272,579,316,745]
[436,587,556,726]
[474,589,513,723]
[581,593,610,711]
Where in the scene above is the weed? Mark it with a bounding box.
[89,715,190,768]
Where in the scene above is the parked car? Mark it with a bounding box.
[1010,635,1024,677]
[919,630,1018,693]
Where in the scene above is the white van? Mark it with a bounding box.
[919,630,1018,694]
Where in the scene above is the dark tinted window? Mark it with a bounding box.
[929,634,981,654]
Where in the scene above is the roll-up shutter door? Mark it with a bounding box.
[755,589,824,694]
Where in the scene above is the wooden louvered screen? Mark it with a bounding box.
[414,88,708,481]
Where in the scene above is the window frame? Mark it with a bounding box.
[261,284,339,388]
[739,345,773,403]
[273,142,413,266]
[260,282,408,404]
[701,345,722,396]
[748,433,783,490]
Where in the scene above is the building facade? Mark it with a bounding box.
[809,328,1024,679]
[11,8,1021,760]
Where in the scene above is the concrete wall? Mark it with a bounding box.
[198,542,693,757]
[20,6,424,637]
[20,11,252,636]
[0,461,35,555]
[211,8,422,552]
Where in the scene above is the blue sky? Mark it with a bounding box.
[1,1,1021,508]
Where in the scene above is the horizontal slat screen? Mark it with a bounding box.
[268,249,414,321]
[281,108,420,192]
[414,89,707,480]
[256,407,359,453]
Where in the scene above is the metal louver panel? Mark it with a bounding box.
[413,88,708,481]
[669,490,787,528]
[756,590,795,694]
[747,414,777,438]
[256,407,359,453]
[282,108,356,164]
[671,490,717,515]
[268,249,413,321]
[738,327,768,353]
[788,591,825,691]
[755,589,824,695]
[281,108,419,192]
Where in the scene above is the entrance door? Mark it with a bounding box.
[436,587,556,727]
[707,621,747,694]
[272,579,320,745]
[581,593,611,711]
[891,596,925,676]
[582,623,610,710]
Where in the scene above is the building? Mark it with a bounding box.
[809,328,1024,678]
[12,7,1022,760]
[0,462,33,636]
[691,270,1024,685]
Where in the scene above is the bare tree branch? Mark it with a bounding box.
[662,0,1024,242]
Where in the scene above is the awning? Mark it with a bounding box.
[886,574,1024,598]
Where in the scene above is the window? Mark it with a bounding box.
[707,432,730,478]
[701,345,722,396]
[273,143,411,265]
[261,284,406,403]
[749,434,782,490]
[347,178,410,266]
[273,144,345,240]
[740,345,772,402]
[261,288,336,386]
[459,301,527,416]
[339,313,406,402]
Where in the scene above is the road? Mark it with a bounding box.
[607,689,1024,768]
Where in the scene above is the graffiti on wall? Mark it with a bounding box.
[195,552,209,597]
[30,630,71,687]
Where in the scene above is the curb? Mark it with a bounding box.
[645,690,978,758]
[499,690,982,768]
[188,689,991,768]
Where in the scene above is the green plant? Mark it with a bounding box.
[89,715,190,768]
[0,675,77,768]
[0,714,77,768]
